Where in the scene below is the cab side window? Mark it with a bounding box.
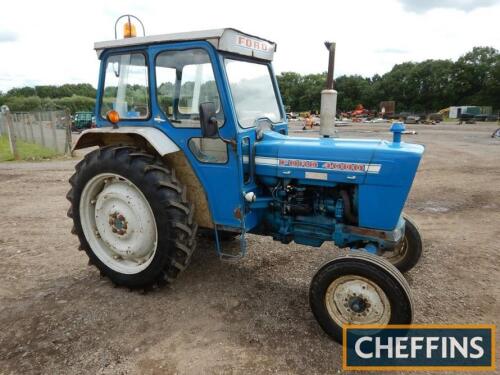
[188,138,228,164]
[155,49,223,128]
[101,53,150,119]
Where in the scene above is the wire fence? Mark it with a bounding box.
[0,110,72,155]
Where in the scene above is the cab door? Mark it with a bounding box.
[148,42,245,229]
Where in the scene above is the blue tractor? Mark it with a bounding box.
[68,19,424,343]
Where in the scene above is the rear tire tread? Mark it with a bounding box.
[67,145,197,289]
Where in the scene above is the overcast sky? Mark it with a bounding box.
[0,0,499,92]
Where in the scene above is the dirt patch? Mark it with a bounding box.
[0,123,499,374]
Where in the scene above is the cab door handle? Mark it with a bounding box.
[154,116,166,123]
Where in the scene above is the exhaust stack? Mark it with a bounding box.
[320,42,337,137]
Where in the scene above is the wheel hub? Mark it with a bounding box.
[348,296,367,313]
[325,275,391,325]
[95,178,156,260]
[109,212,128,235]
[80,173,158,274]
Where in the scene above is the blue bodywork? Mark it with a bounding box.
[249,128,423,248]
[94,39,424,253]
[253,131,423,230]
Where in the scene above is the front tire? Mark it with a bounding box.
[309,251,413,343]
[382,215,423,273]
[67,146,197,288]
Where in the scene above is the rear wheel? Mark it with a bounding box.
[381,215,422,273]
[309,251,413,343]
[67,145,197,288]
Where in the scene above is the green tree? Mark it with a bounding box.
[53,95,95,113]
[277,47,499,113]
[452,47,499,106]
[483,58,500,108]
[298,73,326,112]
[336,75,373,111]
[277,72,302,111]
[6,86,37,97]
[3,96,42,111]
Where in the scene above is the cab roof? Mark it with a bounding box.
[94,28,276,61]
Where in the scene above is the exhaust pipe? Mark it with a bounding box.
[320,42,337,138]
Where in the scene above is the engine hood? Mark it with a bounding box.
[254,131,424,186]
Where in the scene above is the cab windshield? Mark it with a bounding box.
[224,58,283,128]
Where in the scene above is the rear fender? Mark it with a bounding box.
[72,127,179,156]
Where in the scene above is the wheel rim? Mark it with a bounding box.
[79,173,158,274]
[325,275,391,326]
[382,235,408,264]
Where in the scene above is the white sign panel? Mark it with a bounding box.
[219,29,276,61]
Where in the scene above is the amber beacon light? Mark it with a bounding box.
[123,21,136,38]
[106,110,120,125]
[114,14,145,40]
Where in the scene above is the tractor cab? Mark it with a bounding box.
[91,27,287,231]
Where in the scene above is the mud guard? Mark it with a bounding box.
[73,126,180,156]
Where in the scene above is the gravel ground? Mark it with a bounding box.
[0,121,499,374]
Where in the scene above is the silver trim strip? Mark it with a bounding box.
[254,156,279,166]
[254,156,382,174]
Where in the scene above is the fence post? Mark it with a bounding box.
[38,111,46,147]
[64,110,73,156]
[12,113,18,138]
[2,108,20,160]
[28,113,35,143]
[22,113,29,142]
[49,111,59,152]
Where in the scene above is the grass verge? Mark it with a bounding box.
[0,135,59,161]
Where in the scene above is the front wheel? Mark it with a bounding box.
[381,215,422,273]
[309,251,413,343]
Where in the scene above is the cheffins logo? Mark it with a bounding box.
[343,324,496,371]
